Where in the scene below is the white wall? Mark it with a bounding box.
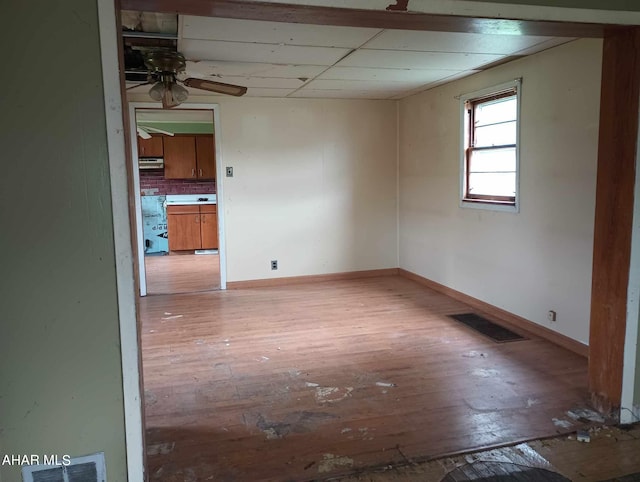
[220,98,398,281]
[127,95,399,282]
[399,39,602,344]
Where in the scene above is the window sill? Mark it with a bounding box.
[460,199,519,213]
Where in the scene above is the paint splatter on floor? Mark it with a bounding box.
[471,368,500,378]
[315,386,354,403]
[147,442,175,455]
[255,411,338,439]
[318,453,355,473]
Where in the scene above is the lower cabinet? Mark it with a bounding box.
[167,204,218,251]
[199,204,219,249]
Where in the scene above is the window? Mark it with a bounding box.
[461,80,520,211]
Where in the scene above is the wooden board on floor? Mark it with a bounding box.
[139,276,591,481]
[336,426,640,482]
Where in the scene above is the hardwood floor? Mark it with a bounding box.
[145,253,220,295]
[139,276,593,481]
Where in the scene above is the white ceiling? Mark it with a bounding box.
[127,15,574,100]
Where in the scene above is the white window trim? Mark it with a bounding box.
[459,78,522,213]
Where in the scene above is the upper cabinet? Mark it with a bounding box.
[196,135,216,180]
[164,134,216,180]
[164,136,197,179]
[137,135,163,157]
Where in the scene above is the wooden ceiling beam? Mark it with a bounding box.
[121,0,617,38]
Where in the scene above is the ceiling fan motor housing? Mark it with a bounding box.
[144,49,186,74]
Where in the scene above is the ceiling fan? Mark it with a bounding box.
[136,125,175,139]
[128,49,247,108]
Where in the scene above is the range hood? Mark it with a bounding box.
[138,157,164,169]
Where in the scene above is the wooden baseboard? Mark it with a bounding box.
[227,268,399,289]
[398,268,589,358]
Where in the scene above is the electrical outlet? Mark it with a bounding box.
[271,260,278,270]
[547,310,557,322]
[226,166,234,177]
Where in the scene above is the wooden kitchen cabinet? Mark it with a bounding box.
[137,134,163,157]
[163,135,197,179]
[196,135,216,180]
[167,205,201,250]
[167,204,218,251]
[200,204,218,249]
[164,134,216,180]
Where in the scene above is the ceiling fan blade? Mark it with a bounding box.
[137,126,152,139]
[127,81,152,91]
[140,125,175,136]
[183,78,247,97]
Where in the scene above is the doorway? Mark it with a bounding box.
[128,103,227,295]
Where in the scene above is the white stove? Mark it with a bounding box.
[165,194,216,205]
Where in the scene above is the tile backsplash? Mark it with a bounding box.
[140,170,216,196]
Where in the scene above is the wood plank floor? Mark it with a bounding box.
[145,253,220,295]
[139,276,592,481]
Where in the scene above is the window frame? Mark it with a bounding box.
[459,79,521,213]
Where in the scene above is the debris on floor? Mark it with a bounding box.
[566,408,606,424]
[161,314,183,321]
[376,382,396,387]
[576,430,591,443]
[552,418,573,429]
[462,351,487,358]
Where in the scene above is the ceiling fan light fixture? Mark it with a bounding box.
[148,73,189,108]
[169,82,189,103]
[148,81,164,101]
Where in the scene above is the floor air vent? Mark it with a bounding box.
[448,313,526,343]
[22,453,106,482]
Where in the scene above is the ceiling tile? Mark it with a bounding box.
[337,49,505,70]
[317,66,463,83]
[511,37,575,56]
[290,89,400,99]
[182,15,381,48]
[391,70,481,99]
[181,39,351,66]
[305,78,428,91]
[246,88,297,97]
[362,30,553,55]
[185,61,326,79]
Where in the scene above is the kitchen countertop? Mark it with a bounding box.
[165,194,216,205]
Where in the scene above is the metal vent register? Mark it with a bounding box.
[22,453,106,482]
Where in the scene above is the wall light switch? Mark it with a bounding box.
[226,166,234,177]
